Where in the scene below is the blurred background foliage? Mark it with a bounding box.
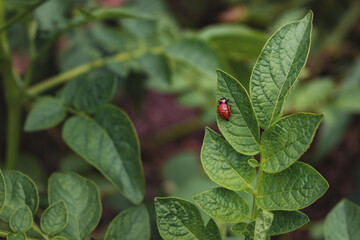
[1,0,360,239]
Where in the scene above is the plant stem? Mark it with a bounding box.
[31,223,49,240]
[252,164,263,219]
[26,46,163,97]
[0,0,22,170]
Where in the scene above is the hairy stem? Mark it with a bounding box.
[0,0,22,170]
[26,46,163,97]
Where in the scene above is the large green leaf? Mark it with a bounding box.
[250,11,313,129]
[40,201,68,235]
[61,76,116,113]
[62,105,145,204]
[193,187,249,223]
[201,127,255,191]
[0,171,39,221]
[267,210,309,236]
[24,97,66,132]
[254,209,274,240]
[155,197,206,240]
[104,205,150,240]
[9,206,33,233]
[324,199,360,240]
[256,162,328,210]
[216,70,260,155]
[205,219,222,240]
[261,113,323,173]
[48,172,101,240]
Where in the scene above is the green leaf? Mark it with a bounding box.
[62,105,145,204]
[267,210,309,236]
[205,219,222,240]
[40,200,68,235]
[201,127,255,191]
[91,7,154,21]
[51,237,68,240]
[61,76,116,113]
[231,222,247,237]
[155,197,206,240]
[216,70,260,155]
[244,221,255,240]
[254,209,273,240]
[248,159,259,168]
[193,187,249,223]
[165,38,220,77]
[250,11,313,129]
[256,162,328,210]
[24,97,66,132]
[48,172,101,240]
[0,170,5,213]
[104,205,150,240]
[324,199,360,240]
[261,113,323,173]
[7,233,26,240]
[9,206,33,233]
[200,24,268,60]
[139,53,171,90]
[0,171,39,221]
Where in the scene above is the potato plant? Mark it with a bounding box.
[155,11,330,240]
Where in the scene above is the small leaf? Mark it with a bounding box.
[244,221,255,240]
[205,219,222,240]
[261,113,323,173]
[201,127,255,191]
[216,70,260,155]
[193,187,249,223]
[138,53,171,89]
[250,11,313,129]
[7,233,26,240]
[267,210,309,236]
[48,172,101,240]
[91,7,154,20]
[0,171,39,221]
[104,205,150,240]
[256,162,328,210]
[248,159,259,168]
[62,105,145,204]
[254,209,273,240]
[9,206,33,233]
[155,197,206,240]
[41,201,68,235]
[324,199,360,240]
[51,237,69,240]
[61,76,116,113]
[231,222,247,237]
[24,97,66,132]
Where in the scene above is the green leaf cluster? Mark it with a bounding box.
[155,11,329,240]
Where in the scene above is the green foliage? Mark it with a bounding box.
[155,11,328,240]
[7,232,26,240]
[40,201,68,235]
[104,205,150,240]
[324,199,360,240]
[9,206,33,233]
[205,219,222,240]
[24,97,66,131]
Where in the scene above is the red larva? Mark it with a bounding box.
[218,98,231,121]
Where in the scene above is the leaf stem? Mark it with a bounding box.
[0,0,22,170]
[252,164,263,219]
[31,223,49,240]
[26,46,163,97]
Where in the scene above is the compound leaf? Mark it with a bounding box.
[24,97,66,132]
[261,113,323,173]
[62,105,145,204]
[201,127,255,191]
[41,200,68,235]
[250,11,313,129]
[193,187,249,223]
[256,162,328,210]
[216,70,260,155]
[48,173,101,240]
[104,205,150,240]
[155,197,206,240]
[9,206,33,233]
[0,171,39,221]
[324,199,360,240]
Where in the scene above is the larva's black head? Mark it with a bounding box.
[219,98,228,104]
